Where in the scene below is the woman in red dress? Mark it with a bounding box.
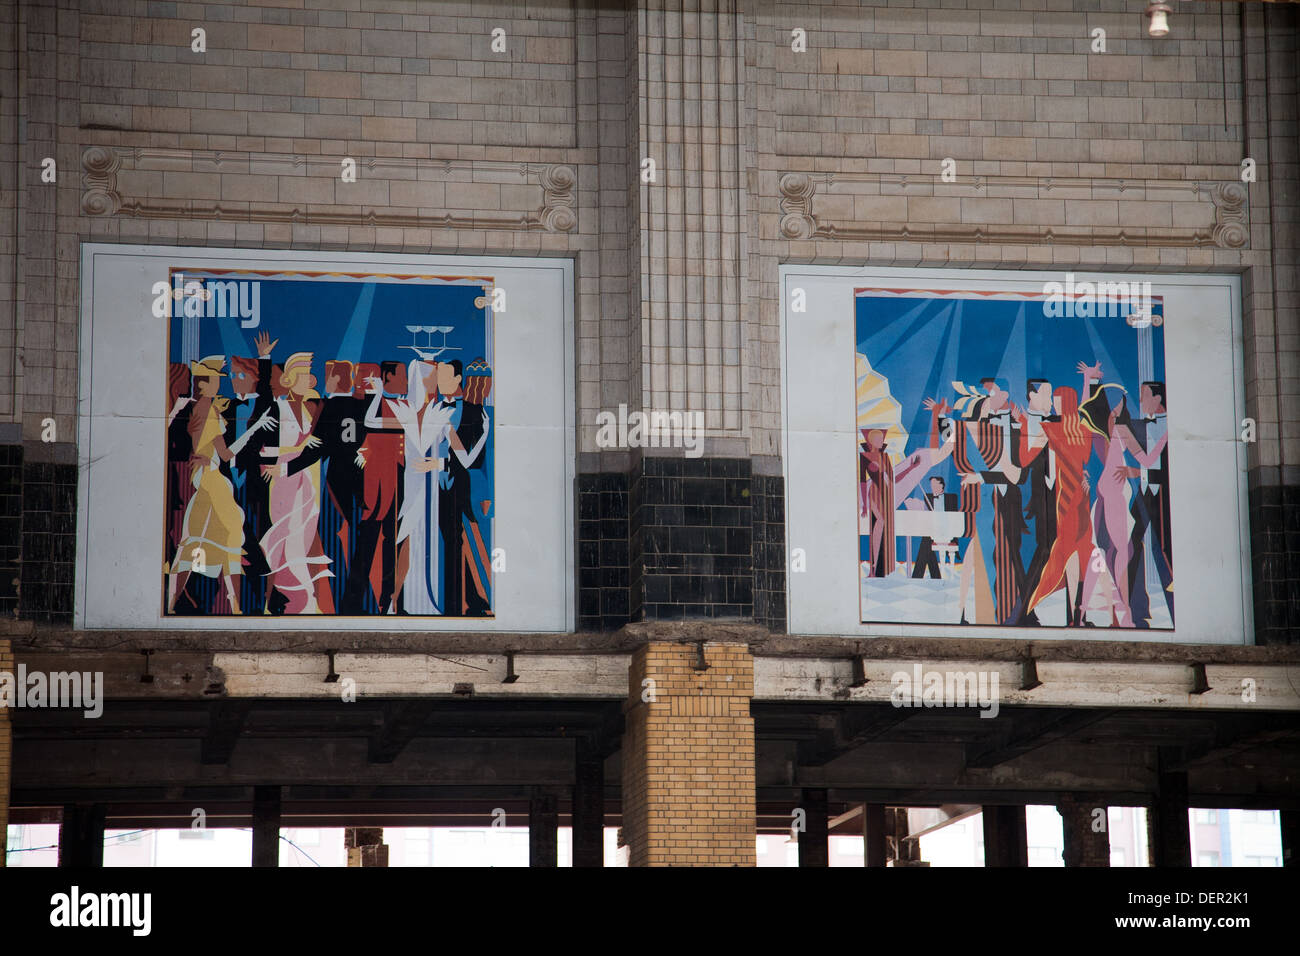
[1023,384,1098,625]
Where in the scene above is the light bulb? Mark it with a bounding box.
[1146,2,1171,38]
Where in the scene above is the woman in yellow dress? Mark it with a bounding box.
[166,356,273,614]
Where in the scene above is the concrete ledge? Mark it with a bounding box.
[755,656,1300,711]
[10,621,1299,664]
[11,646,1300,710]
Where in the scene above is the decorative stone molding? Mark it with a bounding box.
[79,147,577,233]
[80,146,121,216]
[1211,182,1249,249]
[777,170,1250,249]
[777,172,816,240]
[539,164,578,233]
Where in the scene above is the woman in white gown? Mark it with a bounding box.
[390,359,454,614]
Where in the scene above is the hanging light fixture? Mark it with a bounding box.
[1145,2,1172,38]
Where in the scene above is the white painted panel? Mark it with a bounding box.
[780,265,1250,644]
[77,245,574,632]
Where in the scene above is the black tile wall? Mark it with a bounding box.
[18,455,78,623]
[633,457,754,622]
[751,474,788,632]
[7,445,791,632]
[577,472,630,632]
[7,438,1288,643]
[578,458,789,631]
[0,443,21,617]
[1248,482,1300,645]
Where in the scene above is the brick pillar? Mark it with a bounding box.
[622,642,755,866]
[345,827,388,867]
[0,640,10,866]
[1058,796,1110,867]
[982,805,1028,867]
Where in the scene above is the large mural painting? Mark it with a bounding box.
[856,288,1172,629]
[163,269,495,618]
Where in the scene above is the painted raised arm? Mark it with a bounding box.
[229,409,275,457]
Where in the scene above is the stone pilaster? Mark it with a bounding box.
[635,0,746,438]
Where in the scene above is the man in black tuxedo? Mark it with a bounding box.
[912,476,959,579]
[283,360,369,583]
[1012,378,1059,625]
[1127,380,1173,626]
[227,333,278,612]
[435,360,491,616]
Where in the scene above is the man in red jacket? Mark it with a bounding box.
[342,361,407,614]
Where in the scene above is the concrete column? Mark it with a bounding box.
[1281,810,1298,867]
[58,804,106,867]
[572,744,605,868]
[622,642,756,866]
[345,827,388,867]
[797,788,829,867]
[982,805,1028,867]
[251,785,281,868]
[1148,749,1191,867]
[1058,795,1110,867]
[863,803,888,867]
[528,789,558,867]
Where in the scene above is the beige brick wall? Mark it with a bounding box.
[771,2,1240,165]
[1,0,1295,474]
[622,642,755,866]
[748,0,1295,474]
[13,0,608,449]
[79,2,578,149]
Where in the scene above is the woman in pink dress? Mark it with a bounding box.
[1085,393,1138,626]
[260,352,334,614]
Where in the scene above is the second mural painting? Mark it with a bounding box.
[856,288,1173,630]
